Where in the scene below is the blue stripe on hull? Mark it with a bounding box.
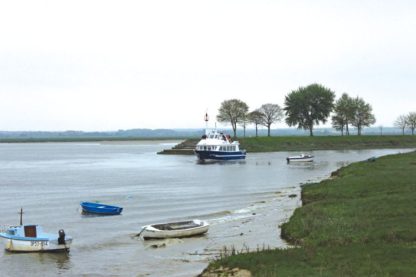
[194,150,246,161]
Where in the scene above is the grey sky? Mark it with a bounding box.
[1,0,415,131]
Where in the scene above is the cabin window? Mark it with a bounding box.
[24,225,37,238]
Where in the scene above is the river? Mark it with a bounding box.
[0,141,410,276]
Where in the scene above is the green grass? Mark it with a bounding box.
[207,151,416,276]
[239,135,416,152]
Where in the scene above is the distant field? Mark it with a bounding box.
[203,151,416,276]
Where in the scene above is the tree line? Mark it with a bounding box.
[394,113,416,135]
[216,83,384,137]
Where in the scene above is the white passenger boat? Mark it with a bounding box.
[139,219,209,240]
[286,153,314,163]
[0,225,72,252]
[194,130,246,161]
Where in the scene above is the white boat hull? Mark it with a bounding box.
[3,237,72,252]
[287,157,313,162]
[287,154,314,163]
[141,220,209,240]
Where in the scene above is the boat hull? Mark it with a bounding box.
[286,156,314,162]
[81,202,123,215]
[141,220,209,240]
[194,150,246,161]
[2,237,72,252]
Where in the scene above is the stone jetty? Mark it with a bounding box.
[157,139,199,155]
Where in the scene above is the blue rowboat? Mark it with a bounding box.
[80,202,123,215]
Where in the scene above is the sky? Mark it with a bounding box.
[0,0,415,131]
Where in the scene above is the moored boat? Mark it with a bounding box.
[138,219,209,240]
[80,201,123,215]
[194,130,246,161]
[0,225,72,253]
[0,210,72,253]
[286,153,314,163]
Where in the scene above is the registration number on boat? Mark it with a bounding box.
[31,241,48,247]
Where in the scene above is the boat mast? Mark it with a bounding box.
[204,112,209,135]
[19,208,23,225]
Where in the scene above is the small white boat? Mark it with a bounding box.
[0,225,72,252]
[139,219,209,240]
[286,153,314,163]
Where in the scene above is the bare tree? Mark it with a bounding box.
[407,112,416,135]
[217,99,249,138]
[258,103,284,136]
[394,115,408,135]
[248,110,264,137]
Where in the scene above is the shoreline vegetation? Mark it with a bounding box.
[158,135,416,154]
[200,150,416,276]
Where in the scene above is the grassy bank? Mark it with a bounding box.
[239,135,416,152]
[203,151,416,276]
[158,135,416,155]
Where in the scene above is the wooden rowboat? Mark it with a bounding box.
[139,219,209,240]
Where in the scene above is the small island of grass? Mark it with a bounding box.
[201,150,416,276]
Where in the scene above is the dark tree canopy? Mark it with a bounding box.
[284,83,335,136]
[217,99,249,138]
[331,93,355,136]
[258,103,283,136]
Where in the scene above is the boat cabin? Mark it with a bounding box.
[4,225,43,238]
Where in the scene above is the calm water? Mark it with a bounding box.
[0,142,411,277]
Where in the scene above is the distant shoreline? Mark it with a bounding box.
[0,137,185,143]
[2,135,416,155]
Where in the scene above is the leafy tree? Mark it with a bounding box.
[258,103,284,137]
[394,115,408,135]
[407,112,416,135]
[350,97,376,135]
[217,99,249,138]
[284,83,335,136]
[331,93,355,136]
[248,110,264,137]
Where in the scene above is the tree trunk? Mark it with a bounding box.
[346,123,349,136]
[255,124,258,137]
[309,126,314,136]
[267,124,271,137]
[232,121,237,138]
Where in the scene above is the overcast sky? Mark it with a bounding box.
[0,0,415,131]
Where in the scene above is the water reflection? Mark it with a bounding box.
[3,251,71,271]
[196,160,246,165]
